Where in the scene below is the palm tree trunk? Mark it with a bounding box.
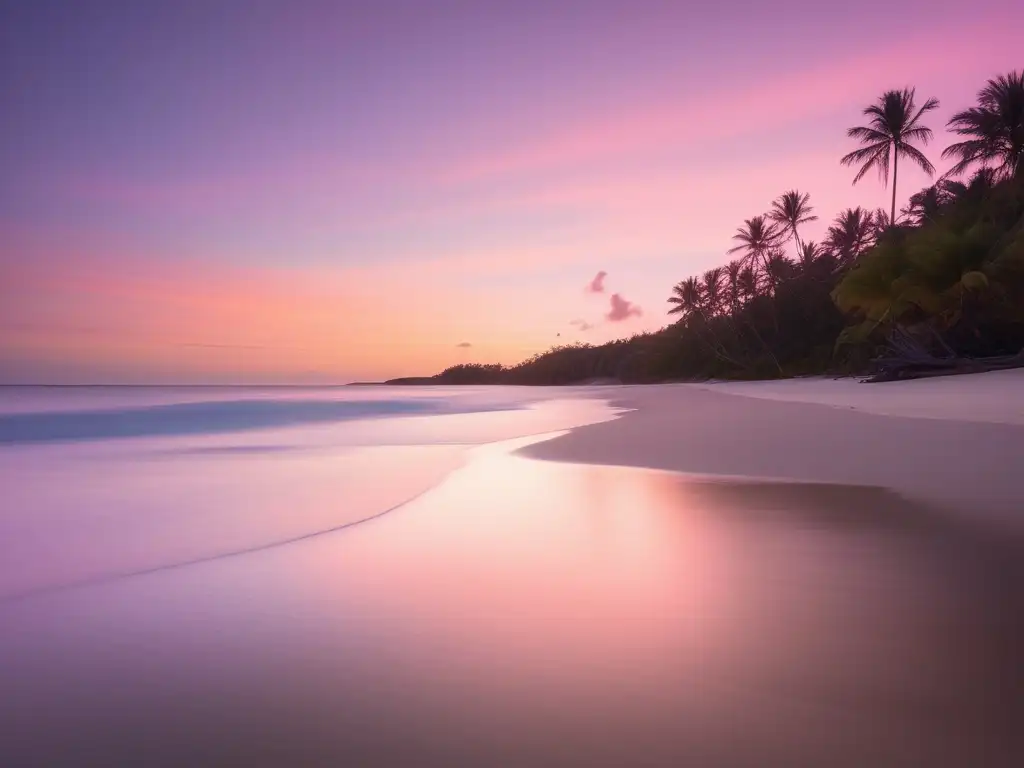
[890,149,899,225]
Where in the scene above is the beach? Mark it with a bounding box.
[1,379,1022,766]
[526,370,1024,533]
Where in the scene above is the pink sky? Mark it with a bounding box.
[2,2,1021,382]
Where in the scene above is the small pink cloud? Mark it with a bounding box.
[569,319,595,331]
[586,271,607,294]
[456,341,472,348]
[606,293,643,322]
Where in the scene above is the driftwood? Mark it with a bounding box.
[864,327,1024,383]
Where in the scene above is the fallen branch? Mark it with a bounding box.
[863,328,1024,382]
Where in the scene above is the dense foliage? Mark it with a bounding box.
[835,172,1024,357]
[390,71,1024,386]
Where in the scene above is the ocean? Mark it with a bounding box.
[0,385,616,600]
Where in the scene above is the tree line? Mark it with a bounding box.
[391,71,1024,386]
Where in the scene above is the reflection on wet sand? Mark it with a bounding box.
[1,443,1022,767]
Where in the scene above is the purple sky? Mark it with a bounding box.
[2,1,1021,382]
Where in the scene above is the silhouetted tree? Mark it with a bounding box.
[738,266,759,303]
[825,207,875,265]
[769,190,817,254]
[841,88,939,226]
[870,207,897,239]
[903,183,950,225]
[702,267,725,316]
[728,215,783,278]
[764,251,796,292]
[667,277,703,322]
[725,259,744,312]
[943,71,1024,181]
[797,241,823,273]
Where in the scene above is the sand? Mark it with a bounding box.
[523,375,1024,533]
[694,368,1024,425]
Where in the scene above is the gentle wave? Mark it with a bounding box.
[0,474,445,604]
[0,398,517,445]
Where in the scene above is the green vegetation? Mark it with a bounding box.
[390,71,1024,386]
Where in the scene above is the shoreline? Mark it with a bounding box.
[522,378,1024,534]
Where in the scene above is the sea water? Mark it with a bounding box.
[0,385,615,599]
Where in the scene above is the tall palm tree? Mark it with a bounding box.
[768,190,817,254]
[943,71,1024,180]
[825,207,875,265]
[840,88,940,226]
[667,277,703,322]
[727,216,782,277]
[701,268,725,317]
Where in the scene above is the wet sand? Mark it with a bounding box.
[2,387,1023,766]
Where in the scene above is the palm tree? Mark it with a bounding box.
[768,190,817,254]
[727,216,783,277]
[725,260,744,311]
[667,277,703,322]
[943,71,1024,180]
[825,207,875,265]
[903,168,999,224]
[797,241,822,272]
[903,183,949,225]
[737,266,759,303]
[840,88,940,226]
[701,268,725,317]
[870,208,896,239]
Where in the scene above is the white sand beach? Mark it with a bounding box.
[525,372,1024,532]
[693,368,1024,425]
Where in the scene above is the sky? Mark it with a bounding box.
[1,0,1022,383]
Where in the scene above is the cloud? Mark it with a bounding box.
[606,293,643,322]
[569,319,595,331]
[438,21,1013,188]
[586,271,607,294]
[455,341,473,348]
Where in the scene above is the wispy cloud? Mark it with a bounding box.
[569,319,595,331]
[606,293,642,322]
[586,270,607,294]
[456,341,473,348]
[438,21,1012,188]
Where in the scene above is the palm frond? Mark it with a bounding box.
[907,97,940,130]
[842,142,890,184]
[942,72,1024,179]
[898,143,936,175]
[901,125,933,144]
[847,126,889,143]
